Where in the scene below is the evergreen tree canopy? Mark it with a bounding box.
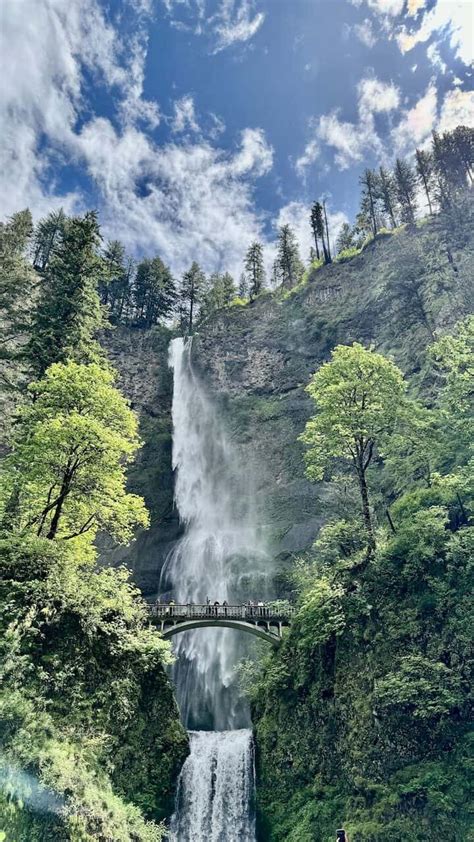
[32,208,66,272]
[273,224,304,289]
[199,271,236,322]
[133,256,176,328]
[244,241,265,300]
[394,158,418,224]
[179,261,206,332]
[335,222,356,254]
[0,210,36,369]
[26,211,105,377]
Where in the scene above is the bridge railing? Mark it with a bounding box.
[148,602,296,623]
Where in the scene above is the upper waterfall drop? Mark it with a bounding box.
[162,336,271,730]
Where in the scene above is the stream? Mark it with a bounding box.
[162,337,270,840]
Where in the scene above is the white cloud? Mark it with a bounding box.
[391,84,438,153]
[354,18,377,47]
[426,41,447,73]
[357,77,400,114]
[230,128,273,177]
[295,139,320,178]
[396,1,473,67]
[76,121,272,277]
[1,0,274,280]
[162,0,265,52]
[0,0,159,217]
[354,0,404,16]
[172,95,200,133]
[212,0,265,52]
[438,88,474,132]
[297,77,399,173]
[407,0,427,15]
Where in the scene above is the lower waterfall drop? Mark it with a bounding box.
[164,337,268,840]
[169,730,256,842]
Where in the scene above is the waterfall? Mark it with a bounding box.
[162,336,269,731]
[169,730,256,842]
[163,337,268,840]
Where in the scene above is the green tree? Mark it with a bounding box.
[311,201,331,263]
[300,343,406,559]
[0,210,36,379]
[394,158,417,224]
[244,241,266,300]
[335,222,356,254]
[26,211,105,377]
[179,261,205,332]
[1,361,149,551]
[310,202,321,261]
[359,169,380,237]
[199,271,236,321]
[377,166,399,228]
[430,315,474,470]
[99,239,126,307]
[32,208,66,271]
[273,224,304,289]
[132,256,176,328]
[415,148,435,216]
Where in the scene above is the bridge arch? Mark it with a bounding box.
[160,618,282,647]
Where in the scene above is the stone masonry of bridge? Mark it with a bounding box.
[148,603,296,646]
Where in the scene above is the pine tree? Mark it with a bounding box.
[323,200,332,263]
[99,240,126,308]
[415,149,434,216]
[199,272,237,322]
[180,261,205,333]
[132,257,176,328]
[239,273,249,298]
[394,158,417,224]
[451,126,474,184]
[244,241,266,300]
[377,166,398,228]
[310,202,330,264]
[335,223,355,254]
[27,211,105,377]
[32,209,66,271]
[359,169,379,237]
[273,225,304,289]
[0,210,36,376]
[310,203,321,261]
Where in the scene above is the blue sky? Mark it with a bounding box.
[1,0,473,276]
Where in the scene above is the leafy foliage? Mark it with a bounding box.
[253,320,474,842]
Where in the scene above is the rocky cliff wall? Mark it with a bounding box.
[105,218,473,594]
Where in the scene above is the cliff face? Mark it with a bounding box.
[101,325,180,598]
[105,218,473,595]
[191,221,473,568]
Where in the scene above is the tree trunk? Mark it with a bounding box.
[323,201,332,263]
[46,471,72,539]
[313,229,320,261]
[355,455,375,560]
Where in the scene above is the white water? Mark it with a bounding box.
[162,337,270,730]
[169,730,256,842]
[163,337,269,840]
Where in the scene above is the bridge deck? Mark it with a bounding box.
[148,603,295,623]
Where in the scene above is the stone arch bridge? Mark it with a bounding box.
[149,603,295,647]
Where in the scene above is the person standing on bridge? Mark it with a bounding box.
[223,599,228,616]
[206,596,211,615]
